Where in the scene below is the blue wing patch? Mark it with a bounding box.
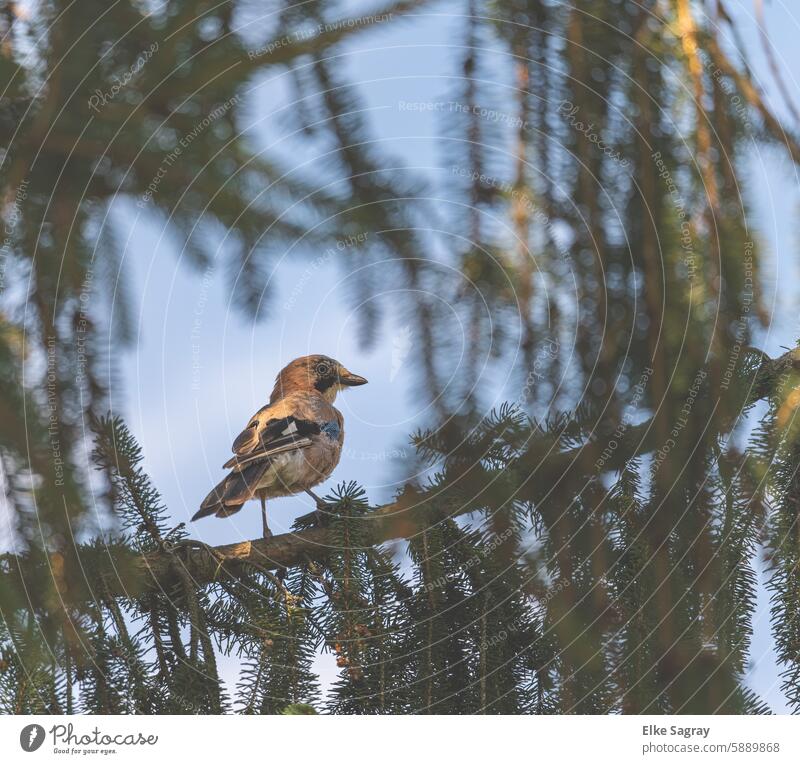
[320,420,341,440]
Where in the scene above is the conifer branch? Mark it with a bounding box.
[3,348,797,600]
[705,35,800,164]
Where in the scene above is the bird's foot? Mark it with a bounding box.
[293,492,336,529]
[314,508,330,527]
[259,493,273,539]
[305,489,331,524]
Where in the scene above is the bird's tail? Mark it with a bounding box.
[193,461,269,521]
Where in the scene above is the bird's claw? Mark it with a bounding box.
[304,490,330,519]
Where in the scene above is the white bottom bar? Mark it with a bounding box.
[1,715,797,763]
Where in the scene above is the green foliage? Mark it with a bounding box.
[756,362,800,712]
[1,0,800,716]
[235,564,321,715]
[282,703,318,715]
[0,391,795,714]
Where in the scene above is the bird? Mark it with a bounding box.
[193,354,367,537]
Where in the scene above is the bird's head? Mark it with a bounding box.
[270,354,368,402]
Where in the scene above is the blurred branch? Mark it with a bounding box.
[754,0,800,125]
[705,34,800,163]
[180,0,426,93]
[0,96,37,142]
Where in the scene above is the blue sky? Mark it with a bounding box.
[109,2,800,710]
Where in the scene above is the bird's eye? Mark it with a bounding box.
[315,362,331,377]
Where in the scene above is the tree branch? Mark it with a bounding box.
[705,35,800,164]
[2,348,799,601]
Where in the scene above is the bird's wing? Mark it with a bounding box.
[224,414,322,470]
[230,404,273,455]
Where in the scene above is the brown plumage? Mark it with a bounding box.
[193,355,367,536]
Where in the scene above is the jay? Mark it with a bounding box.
[193,355,367,537]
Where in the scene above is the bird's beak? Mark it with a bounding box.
[339,369,368,386]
